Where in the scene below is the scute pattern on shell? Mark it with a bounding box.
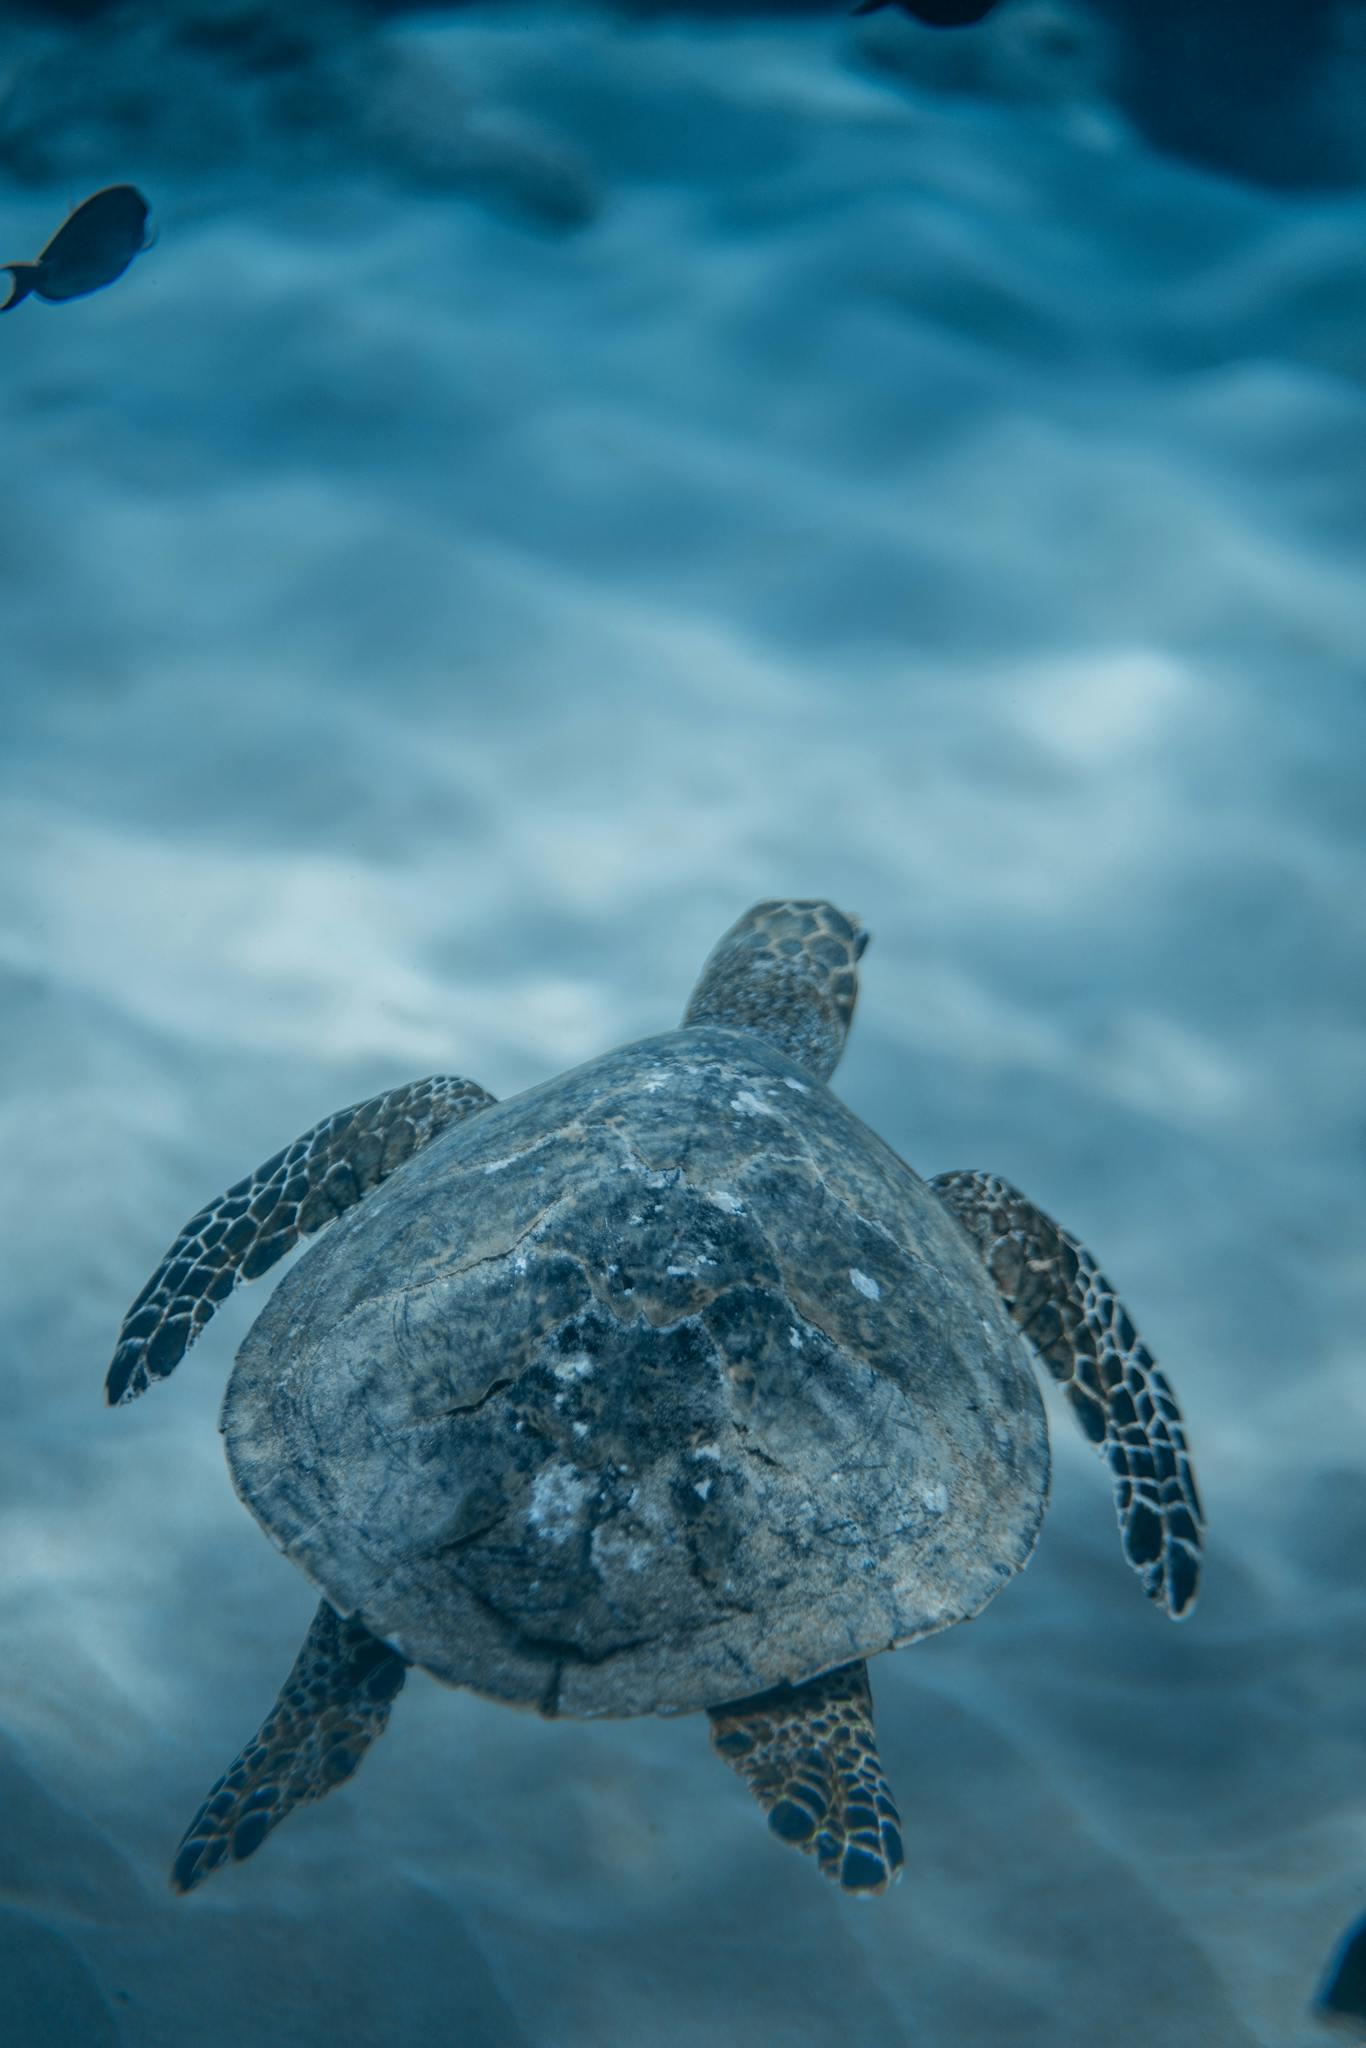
[223,1029,1049,1720]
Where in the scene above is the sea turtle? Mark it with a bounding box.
[106,899,1202,1897]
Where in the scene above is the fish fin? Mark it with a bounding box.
[1,264,40,312]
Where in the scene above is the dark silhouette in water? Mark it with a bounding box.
[2,185,153,313]
[850,0,1000,22]
[1318,1914,1366,2034]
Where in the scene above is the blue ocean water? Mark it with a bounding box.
[3,4,1365,2044]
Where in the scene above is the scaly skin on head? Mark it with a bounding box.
[682,900,869,1082]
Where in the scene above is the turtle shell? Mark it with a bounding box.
[224,1027,1049,1718]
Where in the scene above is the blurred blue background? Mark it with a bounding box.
[2,3,1365,2043]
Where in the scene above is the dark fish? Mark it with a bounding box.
[851,0,1000,22]
[2,184,153,314]
[1318,1914,1366,2034]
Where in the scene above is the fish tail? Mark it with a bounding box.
[1,263,41,312]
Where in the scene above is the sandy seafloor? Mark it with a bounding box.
[3,4,1366,2044]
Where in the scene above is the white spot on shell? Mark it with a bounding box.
[692,1444,721,1462]
[730,1091,774,1117]
[693,1479,713,1501]
[782,1077,809,1093]
[553,1353,595,1382]
[850,1268,881,1300]
[789,1327,803,1351]
[482,1155,518,1174]
[709,1190,744,1214]
[572,1421,589,1438]
[529,1462,589,1543]
[591,1523,650,1575]
[921,1484,949,1515]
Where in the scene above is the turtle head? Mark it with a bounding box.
[682,899,869,1082]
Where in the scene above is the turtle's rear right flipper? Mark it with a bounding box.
[709,1659,903,1895]
[172,1602,406,1895]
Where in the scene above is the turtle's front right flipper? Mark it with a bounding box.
[929,1169,1203,1619]
[172,1601,406,1895]
[106,1074,494,1405]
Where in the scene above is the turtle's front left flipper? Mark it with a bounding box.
[929,1170,1203,1619]
[709,1659,904,1894]
[106,1074,494,1405]
[172,1601,406,1895]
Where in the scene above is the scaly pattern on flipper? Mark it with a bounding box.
[172,1602,407,1895]
[709,1659,903,1894]
[929,1170,1203,1618]
[106,1074,494,1405]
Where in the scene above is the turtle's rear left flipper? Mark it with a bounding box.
[106,1074,493,1405]
[709,1660,903,1895]
[172,1602,406,1895]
